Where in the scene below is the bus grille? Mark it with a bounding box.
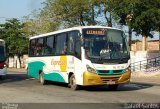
[97,70,123,75]
[100,76,120,83]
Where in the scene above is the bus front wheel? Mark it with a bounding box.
[69,74,79,90]
[39,73,47,85]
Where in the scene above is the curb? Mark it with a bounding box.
[131,81,160,86]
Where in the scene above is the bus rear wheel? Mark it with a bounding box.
[39,73,47,85]
[69,74,79,90]
[108,84,118,91]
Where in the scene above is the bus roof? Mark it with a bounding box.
[0,39,5,42]
[29,26,122,40]
[0,39,5,45]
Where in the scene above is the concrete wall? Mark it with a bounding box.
[131,40,159,51]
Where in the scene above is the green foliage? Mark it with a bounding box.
[99,0,116,26]
[41,0,100,28]
[23,9,60,35]
[23,0,160,37]
[112,0,160,36]
[0,18,29,56]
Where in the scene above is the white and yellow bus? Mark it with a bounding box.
[28,26,131,90]
[0,39,7,79]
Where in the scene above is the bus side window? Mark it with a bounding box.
[30,39,36,56]
[56,33,67,55]
[68,31,81,58]
[75,38,81,58]
[37,38,44,56]
[68,33,75,54]
[45,35,55,55]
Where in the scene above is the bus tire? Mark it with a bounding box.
[69,74,79,90]
[26,68,31,78]
[39,73,47,85]
[108,84,118,91]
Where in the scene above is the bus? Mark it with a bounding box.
[27,26,131,90]
[0,39,7,79]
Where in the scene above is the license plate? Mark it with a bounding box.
[107,81,115,84]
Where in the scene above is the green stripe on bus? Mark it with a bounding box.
[44,73,65,82]
[28,61,65,82]
[28,61,45,78]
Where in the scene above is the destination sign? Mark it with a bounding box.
[86,29,105,35]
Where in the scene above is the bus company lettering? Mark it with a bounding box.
[51,56,67,72]
[51,59,66,66]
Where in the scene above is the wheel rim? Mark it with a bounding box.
[70,76,76,88]
[40,74,44,84]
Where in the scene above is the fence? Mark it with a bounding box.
[131,56,160,73]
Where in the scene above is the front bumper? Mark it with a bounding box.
[83,70,131,86]
[0,67,7,75]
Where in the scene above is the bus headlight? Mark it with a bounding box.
[125,66,131,72]
[86,65,97,74]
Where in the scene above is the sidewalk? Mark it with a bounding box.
[7,68,27,73]
[131,73,160,85]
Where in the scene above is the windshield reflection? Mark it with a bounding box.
[83,28,129,62]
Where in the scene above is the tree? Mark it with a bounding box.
[0,18,29,67]
[111,0,160,51]
[25,0,115,31]
[99,0,115,27]
[23,10,60,35]
[107,0,134,50]
[41,0,100,28]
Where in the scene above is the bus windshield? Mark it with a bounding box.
[83,28,129,63]
[0,46,5,61]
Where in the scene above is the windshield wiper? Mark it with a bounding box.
[88,56,100,59]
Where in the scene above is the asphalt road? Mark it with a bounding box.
[0,72,160,109]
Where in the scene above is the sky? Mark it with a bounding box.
[0,0,45,23]
[0,0,159,40]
